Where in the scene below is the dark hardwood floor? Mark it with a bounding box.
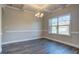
[2,38,79,54]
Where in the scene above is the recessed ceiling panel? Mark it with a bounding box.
[6,4,70,13]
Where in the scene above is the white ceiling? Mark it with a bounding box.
[25,4,50,10]
[6,4,70,13]
[23,4,59,12]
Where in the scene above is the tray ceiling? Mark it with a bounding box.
[6,4,70,13]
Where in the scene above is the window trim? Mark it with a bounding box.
[48,14,71,36]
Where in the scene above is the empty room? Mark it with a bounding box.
[0,4,79,54]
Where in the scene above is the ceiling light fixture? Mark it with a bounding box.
[35,12,44,18]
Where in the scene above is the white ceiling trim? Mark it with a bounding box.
[3,4,71,14]
[5,5,35,14]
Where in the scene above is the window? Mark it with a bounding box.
[49,14,70,35]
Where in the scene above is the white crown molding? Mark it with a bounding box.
[4,4,71,14]
[0,4,6,7]
[6,5,35,14]
[46,4,71,13]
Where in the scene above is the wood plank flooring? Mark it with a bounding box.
[2,38,79,54]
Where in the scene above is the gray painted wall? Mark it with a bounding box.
[43,5,79,48]
[0,6,2,53]
[2,5,79,48]
[2,7,42,44]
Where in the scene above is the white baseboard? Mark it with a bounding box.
[2,36,79,48]
[45,37,79,48]
[2,37,41,45]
